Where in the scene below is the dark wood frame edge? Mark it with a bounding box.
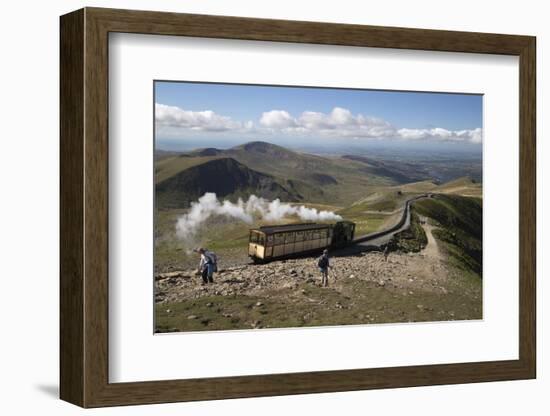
[60,7,536,408]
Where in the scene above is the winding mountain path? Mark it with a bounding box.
[352,194,432,250]
[421,219,441,261]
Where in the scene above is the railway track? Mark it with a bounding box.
[245,193,433,264]
[351,194,432,250]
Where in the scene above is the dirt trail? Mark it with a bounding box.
[396,217,447,286]
[420,217,442,260]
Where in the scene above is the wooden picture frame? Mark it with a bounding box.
[60,7,536,408]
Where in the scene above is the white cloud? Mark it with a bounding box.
[397,127,482,143]
[265,107,481,143]
[260,107,397,139]
[259,110,298,129]
[299,107,358,130]
[155,103,249,132]
[156,103,482,144]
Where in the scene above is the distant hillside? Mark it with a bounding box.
[342,154,482,184]
[156,158,302,209]
[349,175,481,213]
[155,141,397,207]
[341,155,429,184]
[225,141,342,179]
[182,147,224,157]
[154,142,483,210]
[154,149,180,161]
[229,141,298,158]
[393,180,440,193]
[437,176,482,197]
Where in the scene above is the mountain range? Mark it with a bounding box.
[155,141,479,209]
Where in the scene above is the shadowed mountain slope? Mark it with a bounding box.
[156,157,302,209]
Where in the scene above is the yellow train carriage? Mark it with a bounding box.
[248,221,355,262]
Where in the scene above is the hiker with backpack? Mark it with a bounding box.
[317,249,332,287]
[195,247,218,285]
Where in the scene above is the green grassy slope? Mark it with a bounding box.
[341,155,429,184]
[225,142,397,205]
[156,157,302,209]
[155,141,398,207]
[437,176,482,197]
[155,155,221,184]
[414,195,483,276]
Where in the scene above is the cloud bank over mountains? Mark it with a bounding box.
[155,103,482,144]
[155,103,253,132]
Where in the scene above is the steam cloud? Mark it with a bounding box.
[176,193,342,240]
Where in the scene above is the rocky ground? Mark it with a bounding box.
[155,224,482,332]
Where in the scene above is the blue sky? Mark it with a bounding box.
[154,81,483,149]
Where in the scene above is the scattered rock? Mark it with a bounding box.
[155,271,194,281]
[155,248,470,330]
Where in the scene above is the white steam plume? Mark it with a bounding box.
[176,193,342,240]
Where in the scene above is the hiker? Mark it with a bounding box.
[383,244,390,262]
[195,247,217,284]
[317,249,331,287]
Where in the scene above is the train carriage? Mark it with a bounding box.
[249,221,355,262]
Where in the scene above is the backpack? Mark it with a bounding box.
[317,255,329,269]
[206,251,218,272]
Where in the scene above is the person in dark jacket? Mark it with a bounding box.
[317,249,331,287]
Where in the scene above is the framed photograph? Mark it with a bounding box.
[60,7,536,408]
